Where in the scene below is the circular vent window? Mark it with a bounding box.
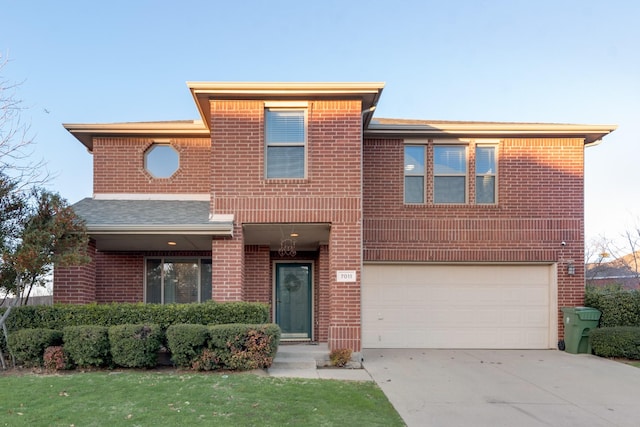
[145,144,179,178]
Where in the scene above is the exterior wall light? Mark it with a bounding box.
[567,263,576,276]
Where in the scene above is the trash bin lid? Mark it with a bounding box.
[574,307,601,321]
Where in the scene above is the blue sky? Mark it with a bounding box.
[2,0,639,249]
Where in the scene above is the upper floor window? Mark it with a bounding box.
[145,258,212,304]
[265,109,306,179]
[434,145,467,204]
[145,144,179,178]
[475,146,497,204]
[404,145,425,203]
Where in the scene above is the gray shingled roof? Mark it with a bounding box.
[72,198,212,226]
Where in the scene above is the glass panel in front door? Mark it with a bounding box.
[276,263,311,339]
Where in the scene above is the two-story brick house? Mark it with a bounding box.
[55,82,615,352]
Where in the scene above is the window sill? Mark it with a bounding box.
[403,203,500,209]
[263,178,310,185]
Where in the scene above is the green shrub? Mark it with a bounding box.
[2,301,269,332]
[7,328,63,367]
[585,286,640,327]
[208,323,280,370]
[590,327,640,359]
[43,346,72,371]
[329,348,352,367]
[63,325,111,368]
[166,324,210,368]
[108,324,163,368]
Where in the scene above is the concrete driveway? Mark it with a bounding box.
[363,349,640,427]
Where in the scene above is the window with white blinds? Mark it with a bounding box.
[265,109,306,179]
[475,146,497,204]
[434,145,467,203]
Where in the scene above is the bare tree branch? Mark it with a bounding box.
[0,53,50,189]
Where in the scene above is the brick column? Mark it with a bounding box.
[328,223,362,351]
[317,244,330,343]
[53,239,97,304]
[212,224,245,301]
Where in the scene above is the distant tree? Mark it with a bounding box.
[585,225,640,288]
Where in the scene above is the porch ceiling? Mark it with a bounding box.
[91,233,215,252]
[243,223,331,251]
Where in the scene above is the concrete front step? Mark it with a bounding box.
[267,343,372,381]
[268,343,326,376]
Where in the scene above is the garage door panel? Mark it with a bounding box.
[362,264,554,349]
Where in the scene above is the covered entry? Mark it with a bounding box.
[274,262,313,340]
[362,264,557,349]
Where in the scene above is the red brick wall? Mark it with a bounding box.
[363,137,586,339]
[212,224,245,301]
[329,223,362,350]
[54,240,97,304]
[94,252,143,303]
[93,137,210,194]
[209,99,363,350]
[244,245,271,304]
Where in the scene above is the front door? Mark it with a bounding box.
[275,263,312,340]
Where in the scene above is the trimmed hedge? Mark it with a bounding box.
[2,301,270,333]
[7,328,63,367]
[108,324,163,368]
[590,327,640,359]
[585,287,640,327]
[208,323,281,370]
[166,324,210,368]
[63,325,110,368]
[6,321,281,371]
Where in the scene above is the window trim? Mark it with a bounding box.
[404,144,426,204]
[433,144,468,204]
[475,144,498,205]
[144,257,212,304]
[144,142,180,179]
[264,106,308,180]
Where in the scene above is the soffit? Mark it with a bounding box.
[62,120,210,152]
[367,118,617,145]
[243,223,331,251]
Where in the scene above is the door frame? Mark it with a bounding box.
[272,260,314,341]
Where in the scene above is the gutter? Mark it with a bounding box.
[365,123,618,145]
[86,223,234,236]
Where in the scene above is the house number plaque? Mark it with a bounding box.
[336,270,357,282]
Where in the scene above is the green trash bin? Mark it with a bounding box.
[561,307,601,354]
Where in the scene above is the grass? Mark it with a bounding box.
[0,371,405,426]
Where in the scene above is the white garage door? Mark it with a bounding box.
[362,264,556,349]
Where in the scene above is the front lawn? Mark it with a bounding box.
[0,371,404,426]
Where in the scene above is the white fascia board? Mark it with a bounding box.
[87,223,233,235]
[94,193,210,201]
